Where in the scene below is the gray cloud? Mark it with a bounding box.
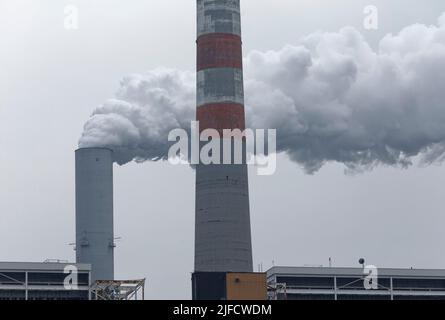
[79,14,445,173]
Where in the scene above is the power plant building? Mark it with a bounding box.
[192,272,267,300]
[0,262,91,300]
[267,266,445,300]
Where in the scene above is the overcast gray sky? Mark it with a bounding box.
[1,0,445,299]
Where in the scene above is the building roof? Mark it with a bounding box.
[0,262,91,272]
[267,266,445,278]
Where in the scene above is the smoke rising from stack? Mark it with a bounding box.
[79,70,195,165]
[79,15,445,173]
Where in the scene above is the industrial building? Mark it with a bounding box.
[192,272,267,300]
[267,266,445,300]
[0,262,91,300]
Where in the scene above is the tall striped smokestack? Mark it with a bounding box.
[195,0,253,272]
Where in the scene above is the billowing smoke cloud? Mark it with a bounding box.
[80,69,195,165]
[79,14,445,173]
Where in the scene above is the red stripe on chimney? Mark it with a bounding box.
[197,103,245,134]
[197,33,243,71]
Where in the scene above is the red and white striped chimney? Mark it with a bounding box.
[195,0,253,272]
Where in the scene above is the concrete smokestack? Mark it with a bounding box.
[195,0,253,272]
[75,147,114,282]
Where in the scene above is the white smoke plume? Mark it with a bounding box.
[79,14,445,173]
[80,69,195,165]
